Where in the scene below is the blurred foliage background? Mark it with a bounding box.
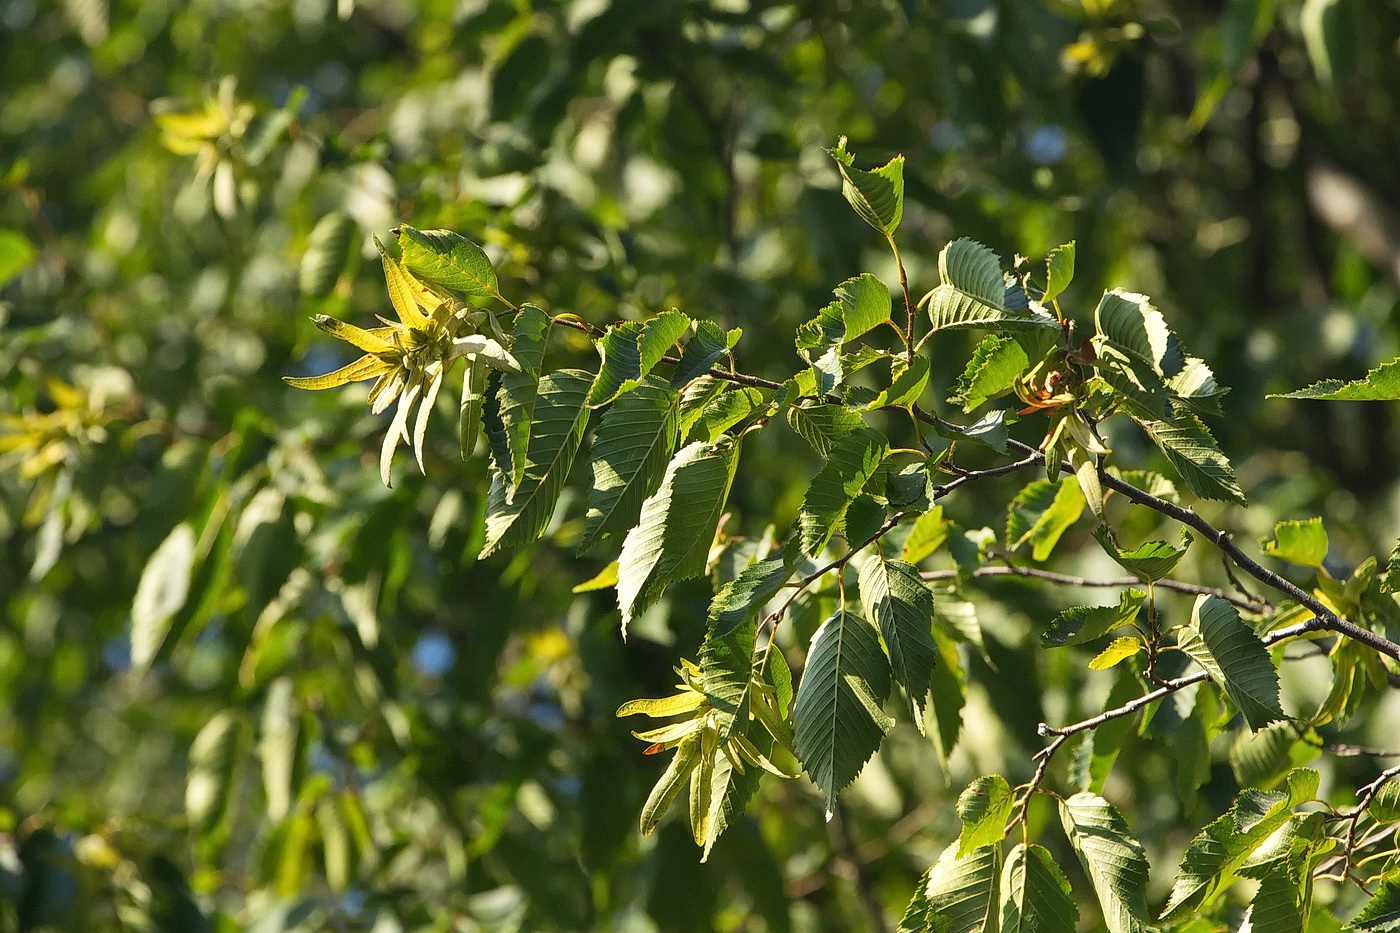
[2,0,1399,929]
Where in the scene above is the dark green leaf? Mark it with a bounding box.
[689,386,770,443]
[672,321,740,389]
[1246,868,1304,933]
[298,211,354,297]
[1093,525,1191,583]
[904,841,1001,933]
[1043,590,1147,647]
[499,305,551,490]
[708,551,797,637]
[616,438,740,634]
[1350,870,1400,931]
[798,426,890,557]
[396,224,499,299]
[1371,779,1400,823]
[1000,844,1079,933]
[1059,793,1154,933]
[1139,403,1246,504]
[589,311,692,407]
[786,402,866,458]
[1178,595,1286,731]
[858,555,938,729]
[579,378,682,552]
[791,609,892,815]
[700,619,757,744]
[927,630,966,767]
[480,370,591,558]
[459,357,488,459]
[1229,722,1309,789]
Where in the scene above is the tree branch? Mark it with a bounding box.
[921,564,1272,614]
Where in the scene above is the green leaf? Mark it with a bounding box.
[1370,779,1400,823]
[1094,289,1185,378]
[709,551,798,638]
[797,273,894,358]
[798,426,890,557]
[1139,403,1247,504]
[640,733,702,836]
[1262,518,1329,569]
[1006,478,1086,562]
[1000,844,1079,933]
[589,311,692,407]
[1271,357,1400,401]
[187,710,245,839]
[0,229,36,288]
[700,619,757,744]
[499,305,551,491]
[1161,772,1319,918]
[926,239,1057,334]
[1043,591,1147,648]
[459,357,488,458]
[960,409,1010,455]
[1092,343,1173,420]
[927,630,966,767]
[792,609,892,815]
[395,224,499,299]
[1089,636,1144,670]
[864,354,931,410]
[1178,595,1286,731]
[955,775,1013,856]
[579,378,682,552]
[1044,241,1076,302]
[1059,793,1154,933]
[1073,668,1144,794]
[689,385,770,443]
[949,334,1030,412]
[616,438,740,635]
[1168,356,1229,416]
[299,211,354,297]
[672,321,740,389]
[1093,525,1191,583]
[480,369,591,558]
[131,522,197,673]
[690,726,763,861]
[901,507,950,564]
[1350,870,1400,931]
[1229,721,1307,789]
[828,136,905,236]
[1246,868,1304,933]
[858,556,938,729]
[786,402,866,458]
[903,841,1001,933]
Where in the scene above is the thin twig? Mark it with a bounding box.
[920,564,1273,614]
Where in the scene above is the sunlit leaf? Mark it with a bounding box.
[1000,844,1078,933]
[1177,595,1286,731]
[798,426,889,557]
[708,551,797,638]
[1088,636,1144,670]
[1059,793,1153,933]
[1271,357,1400,401]
[579,377,682,552]
[616,437,740,635]
[949,334,1030,412]
[902,840,1001,933]
[955,775,1012,856]
[1044,241,1075,302]
[1094,289,1185,378]
[787,402,866,458]
[1093,525,1191,583]
[1043,590,1146,647]
[396,224,499,299]
[131,522,197,673]
[187,710,245,839]
[589,311,692,407]
[828,136,904,236]
[1261,517,1328,569]
[498,305,551,491]
[672,321,740,388]
[1006,478,1086,562]
[1139,403,1246,504]
[1350,870,1400,932]
[858,555,937,729]
[927,239,1057,334]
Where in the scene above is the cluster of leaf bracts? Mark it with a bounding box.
[617,654,796,859]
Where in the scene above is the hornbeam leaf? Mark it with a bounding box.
[1138,403,1246,504]
[792,609,893,815]
[1006,478,1086,562]
[1261,517,1329,569]
[796,273,893,356]
[1093,525,1191,583]
[955,775,1013,856]
[700,618,757,743]
[479,370,591,558]
[858,555,938,729]
[1092,343,1173,420]
[579,378,682,552]
[949,334,1030,412]
[499,305,551,491]
[640,733,701,836]
[787,402,865,458]
[1042,589,1147,647]
[708,551,798,637]
[1059,793,1154,933]
[902,841,1002,933]
[926,239,1058,334]
[616,438,740,635]
[1169,356,1229,416]
[1178,595,1286,731]
[828,137,905,236]
[1089,636,1144,670]
[1244,869,1303,933]
[1161,771,1318,918]
[589,311,692,407]
[672,320,740,389]
[798,426,890,557]
[927,630,965,768]
[692,727,763,861]
[459,357,488,459]
[690,386,770,443]
[1094,289,1185,378]
[1371,780,1400,823]
[395,225,498,299]
[1000,844,1079,933]
[1270,357,1400,401]
[1229,721,1306,790]
[1044,241,1076,302]
[1350,870,1400,931]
